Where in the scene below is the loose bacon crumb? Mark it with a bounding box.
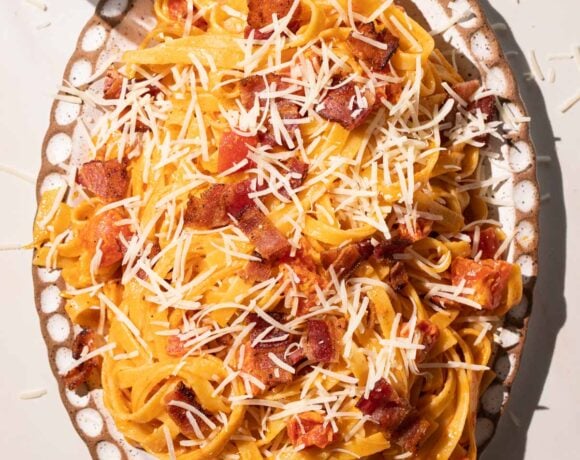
[287,411,335,448]
[470,227,501,259]
[166,335,186,357]
[452,80,480,103]
[285,248,327,314]
[103,68,124,100]
[304,317,343,363]
[347,22,399,71]
[467,95,498,145]
[76,159,129,201]
[240,74,286,110]
[241,258,274,283]
[393,413,431,453]
[320,240,373,278]
[167,0,208,29]
[165,382,210,439]
[280,157,308,198]
[387,261,409,291]
[375,82,403,106]
[451,257,513,310]
[356,379,412,431]
[64,329,104,390]
[246,0,302,39]
[80,209,133,267]
[400,319,440,363]
[247,312,290,350]
[262,99,302,147]
[237,206,291,260]
[317,81,375,130]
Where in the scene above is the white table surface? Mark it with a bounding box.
[0,1,577,459]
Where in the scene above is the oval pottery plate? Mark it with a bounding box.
[33,0,539,458]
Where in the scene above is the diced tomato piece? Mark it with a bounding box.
[471,227,501,259]
[80,209,132,267]
[217,131,258,173]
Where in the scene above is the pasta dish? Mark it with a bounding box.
[33,0,523,458]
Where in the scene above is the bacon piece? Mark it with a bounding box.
[287,411,335,448]
[80,209,132,267]
[279,157,308,198]
[374,238,411,259]
[185,181,255,229]
[387,260,408,291]
[217,131,259,173]
[241,258,274,283]
[247,312,289,350]
[285,249,327,314]
[64,329,104,390]
[467,95,498,145]
[452,80,480,103]
[237,206,291,260]
[347,22,399,71]
[393,413,431,452]
[104,68,124,100]
[304,317,342,363]
[375,82,403,106]
[240,74,287,110]
[167,0,208,29]
[397,218,433,242]
[320,240,373,278]
[356,379,412,430]
[317,81,375,130]
[166,335,186,357]
[400,319,440,363]
[262,99,301,147]
[246,0,302,39]
[164,382,210,439]
[470,227,501,259]
[451,257,513,310]
[76,159,129,201]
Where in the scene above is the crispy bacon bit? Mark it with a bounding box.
[373,238,411,259]
[356,379,412,430]
[247,312,289,350]
[393,413,431,452]
[397,218,433,242]
[246,0,302,39]
[451,257,513,310]
[317,81,375,130]
[304,317,342,363]
[64,329,104,390]
[287,411,335,448]
[262,100,301,147]
[76,159,129,201]
[452,80,480,103]
[401,320,440,363]
[185,181,255,229]
[165,382,210,439]
[241,258,274,283]
[376,82,403,106]
[467,95,498,145]
[279,157,308,198]
[166,335,186,357]
[240,74,285,110]
[80,209,132,267]
[320,240,373,278]
[387,261,408,291]
[285,248,327,314]
[217,131,258,173]
[167,0,208,29]
[103,68,124,100]
[471,227,501,259]
[237,206,291,260]
[347,22,399,70]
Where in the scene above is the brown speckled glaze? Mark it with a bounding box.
[32,0,539,458]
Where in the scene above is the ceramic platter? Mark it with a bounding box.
[33,0,539,458]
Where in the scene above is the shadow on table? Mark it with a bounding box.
[478,1,567,460]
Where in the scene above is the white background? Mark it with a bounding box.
[0,0,578,459]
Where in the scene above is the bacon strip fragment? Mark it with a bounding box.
[80,209,133,267]
[246,0,302,39]
[304,317,342,363]
[64,329,104,390]
[285,248,327,314]
[103,68,124,100]
[287,411,335,448]
[451,257,513,310]
[393,413,431,453]
[317,81,375,130]
[237,206,291,260]
[280,157,308,198]
[452,80,480,103]
[320,240,373,278]
[387,260,409,291]
[347,22,399,71]
[76,159,129,201]
[400,319,440,363]
[241,258,274,283]
[165,382,211,439]
[167,0,208,29]
[166,335,186,357]
[467,95,498,145]
[356,379,412,430]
